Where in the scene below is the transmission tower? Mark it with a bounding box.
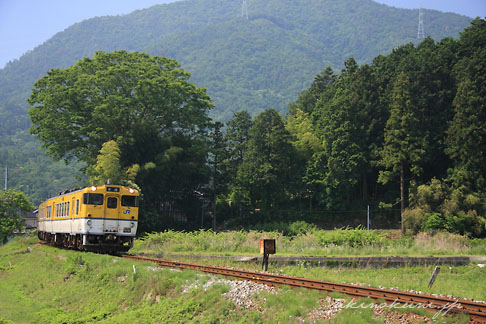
[241,0,248,20]
[417,6,425,39]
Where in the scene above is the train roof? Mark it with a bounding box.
[40,184,139,205]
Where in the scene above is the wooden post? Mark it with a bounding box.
[260,239,275,271]
[428,266,440,288]
[262,254,269,271]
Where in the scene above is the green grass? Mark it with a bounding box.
[1,232,484,323]
[169,254,486,302]
[0,235,349,323]
[132,228,486,257]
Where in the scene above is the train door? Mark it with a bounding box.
[103,194,120,232]
[47,203,54,233]
[71,198,76,234]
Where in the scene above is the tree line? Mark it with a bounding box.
[25,19,486,236]
[212,18,486,236]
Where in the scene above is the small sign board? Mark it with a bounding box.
[260,239,276,255]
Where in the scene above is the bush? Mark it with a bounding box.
[250,221,317,236]
[421,213,447,233]
[416,211,486,237]
[314,226,385,247]
[446,212,486,237]
[403,208,425,234]
[407,179,486,237]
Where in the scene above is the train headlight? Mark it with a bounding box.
[91,186,97,191]
[130,222,135,228]
[87,219,92,226]
[129,188,134,193]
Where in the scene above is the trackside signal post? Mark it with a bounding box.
[260,239,276,271]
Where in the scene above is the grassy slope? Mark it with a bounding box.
[132,229,486,257]
[1,233,484,323]
[131,229,486,301]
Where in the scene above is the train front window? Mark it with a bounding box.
[121,196,138,207]
[107,197,117,209]
[83,193,103,205]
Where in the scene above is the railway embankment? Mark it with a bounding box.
[1,234,486,323]
[161,254,472,268]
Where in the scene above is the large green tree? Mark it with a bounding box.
[0,190,34,243]
[223,110,253,181]
[446,18,486,193]
[311,58,383,209]
[28,50,214,230]
[234,109,297,213]
[379,72,427,234]
[28,50,213,166]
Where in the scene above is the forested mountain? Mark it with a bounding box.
[0,0,472,204]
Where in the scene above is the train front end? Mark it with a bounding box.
[80,185,139,252]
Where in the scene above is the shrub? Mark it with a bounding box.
[314,226,385,247]
[421,213,447,233]
[288,221,317,236]
[403,208,425,234]
[446,212,486,237]
[250,221,316,236]
[407,179,486,237]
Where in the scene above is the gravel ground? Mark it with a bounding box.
[183,274,277,310]
[157,262,485,323]
[181,274,477,323]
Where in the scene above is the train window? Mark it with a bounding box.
[83,193,103,205]
[67,202,70,216]
[76,199,79,216]
[121,196,138,207]
[107,197,117,209]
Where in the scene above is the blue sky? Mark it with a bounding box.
[0,0,485,68]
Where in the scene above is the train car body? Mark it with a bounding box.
[37,184,139,252]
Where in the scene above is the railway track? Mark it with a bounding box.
[122,255,486,322]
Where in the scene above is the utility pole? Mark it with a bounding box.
[4,166,7,190]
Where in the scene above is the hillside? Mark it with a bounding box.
[0,0,472,203]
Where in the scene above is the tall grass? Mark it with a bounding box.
[132,224,486,257]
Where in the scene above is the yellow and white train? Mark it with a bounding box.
[37,184,139,252]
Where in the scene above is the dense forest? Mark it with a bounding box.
[0,0,479,233]
[23,19,486,237]
[217,18,486,236]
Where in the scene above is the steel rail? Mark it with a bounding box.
[122,255,486,322]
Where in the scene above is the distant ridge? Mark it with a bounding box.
[0,0,472,202]
[0,0,471,120]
